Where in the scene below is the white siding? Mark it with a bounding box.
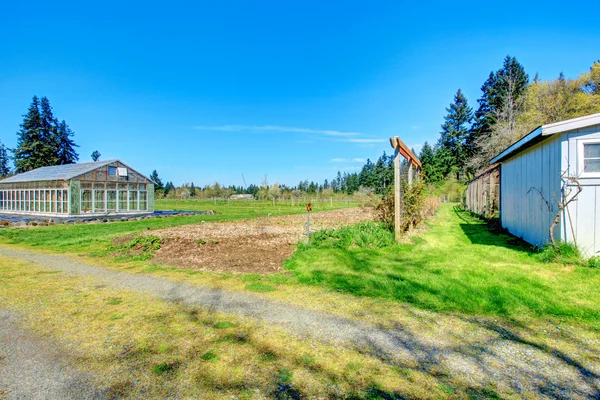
[561,123,600,257]
[501,123,600,257]
[500,134,562,248]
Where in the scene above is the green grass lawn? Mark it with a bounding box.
[155,197,357,214]
[0,198,357,253]
[285,204,600,328]
[1,199,598,330]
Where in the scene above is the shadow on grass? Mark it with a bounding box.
[453,206,536,255]
[291,244,594,321]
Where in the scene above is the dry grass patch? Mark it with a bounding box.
[0,256,444,399]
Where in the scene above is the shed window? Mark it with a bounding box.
[584,144,600,173]
[108,166,117,176]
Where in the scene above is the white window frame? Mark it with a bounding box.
[578,139,600,178]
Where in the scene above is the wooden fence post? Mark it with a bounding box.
[394,149,402,241]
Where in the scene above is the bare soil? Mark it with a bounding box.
[149,207,375,273]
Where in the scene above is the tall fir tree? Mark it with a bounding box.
[14,96,44,173]
[39,96,60,165]
[0,141,11,177]
[14,96,79,172]
[190,182,196,197]
[467,56,528,173]
[149,170,164,191]
[419,141,443,183]
[55,120,79,164]
[440,89,473,180]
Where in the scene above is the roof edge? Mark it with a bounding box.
[490,126,543,164]
[542,112,600,136]
[491,112,600,164]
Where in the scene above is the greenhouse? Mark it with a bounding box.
[0,160,154,217]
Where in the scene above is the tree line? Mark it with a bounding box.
[420,57,600,184]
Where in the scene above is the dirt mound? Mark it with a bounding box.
[150,207,375,273]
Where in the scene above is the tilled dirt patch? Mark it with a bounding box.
[150,207,375,273]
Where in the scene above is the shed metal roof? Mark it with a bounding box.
[0,160,119,183]
[490,112,600,164]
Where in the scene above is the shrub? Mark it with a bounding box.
[112,235,163,260]
[375,178,440,233]
[538,241,584,265]
[308,221,394,249]
[422,197,441,219]
[426,177,466,202]
[588,256,600,268]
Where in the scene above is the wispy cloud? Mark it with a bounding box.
[193,125,360,137]
[346,138,386,143]
[330,158,366,163]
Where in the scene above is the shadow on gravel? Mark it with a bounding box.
[353,308,600,399]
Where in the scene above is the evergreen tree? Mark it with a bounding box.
[14,96,44,173]
[467,56,528,173]
[39,96,59,165]
[55,120,79,164]
[467,72,498,157]
[190,182,196,197]
[14,96,79,172]
[164,181,175,195]
[91,150,101,161]
[358,159,376,187]
[583,60,600,94]
[149,170,164,191]
[440,89,473,180]
[0,141,11,177]
[419,141,443,183]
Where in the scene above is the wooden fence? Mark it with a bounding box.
[465,164,500,218]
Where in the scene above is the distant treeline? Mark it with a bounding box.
[150,151,403,199]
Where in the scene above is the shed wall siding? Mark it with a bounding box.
[500,133,562,247]
[561,123,600,257]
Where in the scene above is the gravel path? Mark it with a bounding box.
[0,309,104,400]
[0,245,599,399]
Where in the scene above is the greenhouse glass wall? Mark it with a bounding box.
[0,160,154,217]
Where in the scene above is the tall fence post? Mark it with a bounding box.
[394,148,402,241]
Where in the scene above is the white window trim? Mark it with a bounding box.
[578,139,600,178]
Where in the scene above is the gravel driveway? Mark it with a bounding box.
[0,309,104,399]
[0,245,598,399]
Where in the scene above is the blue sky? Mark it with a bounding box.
[1,1,599,187]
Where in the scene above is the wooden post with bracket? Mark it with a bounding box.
[389,136,422,242]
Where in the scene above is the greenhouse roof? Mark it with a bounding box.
[0,160,119,184]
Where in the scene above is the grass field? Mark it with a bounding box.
[155,197,358,214]
[1,200,598,331]
[286,205,600,329]
[1,201,599,397]
[0,198,357,254]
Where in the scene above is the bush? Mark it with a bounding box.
[422,197,441,219]
[426,177,466,202]
[376,178,440,233]
[308,221,395,249]
[112,235,163,260]
[588,256,600,268]
[538,241,584,265]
